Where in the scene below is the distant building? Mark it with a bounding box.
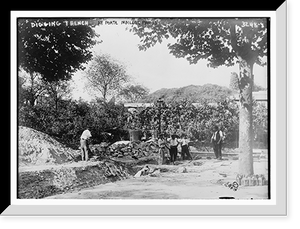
[124,91,268,109]
[124,102,225,109]
[124,103,154,108]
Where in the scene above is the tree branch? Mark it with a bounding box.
[229,22,239,55]
[85,73,105,96]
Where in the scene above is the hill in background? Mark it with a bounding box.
[141,84,233,103]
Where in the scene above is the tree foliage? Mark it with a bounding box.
[18,70,47,106]
[126,99,267,148]
[118,84,150,102]
[130,18,268,176]
[84,53,130,101]
[18,69,72,109]
[18,19,98,82]
[230,72,266,92]
[130,18,267,68]
[19,98,128,148]
[19,87,267,150]
[126,99,240,145]
[229,72,240,92]
[252,102,268,147]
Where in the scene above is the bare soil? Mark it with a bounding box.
[18,126,268,200]
[46,157,269,200]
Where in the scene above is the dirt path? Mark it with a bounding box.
[46,158,268,200]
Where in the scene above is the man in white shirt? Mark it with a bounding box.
[180,134,192,160]
[80,129,92,161]
[211,125,223,159]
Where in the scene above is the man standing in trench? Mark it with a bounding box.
[80,129,92,161]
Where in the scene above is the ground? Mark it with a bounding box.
[18,126,268,200]
[46,156,268,200]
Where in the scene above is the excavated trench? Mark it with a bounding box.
[18,126,161,199]
[18,157,160,199]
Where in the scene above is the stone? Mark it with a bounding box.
[193,161,203,166]
[177,167,188,173]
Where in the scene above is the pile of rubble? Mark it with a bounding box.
[90,140,160,161]
[18,126,161,167]
[133,165,163,178]
[236,174,268,186]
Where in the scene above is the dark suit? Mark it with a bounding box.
[212,131,222,159]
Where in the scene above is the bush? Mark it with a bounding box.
[126,99,240,146]
[19,96,268,150]
[19,99,128,149]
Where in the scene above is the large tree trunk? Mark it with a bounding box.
[238,57,254,176]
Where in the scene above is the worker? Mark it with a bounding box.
[211,125,223,159]
[180,134,192,160]
[169,134,179,164]
[80,129,92,161]
[158,134,170,164]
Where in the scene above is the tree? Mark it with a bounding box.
[229,72,240,92]
[130,18,268,176]
[230,72,266,92]
[118,84,149,102]
[252,102,268,148]
[18,19,98,82]
[43,80,72,112]
[85,53,130,102]
[18,70,47,106]
[127,100,239,147]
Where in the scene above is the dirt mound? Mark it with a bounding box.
[18,126,79,167]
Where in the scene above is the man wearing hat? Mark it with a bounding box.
[211,125,224,159]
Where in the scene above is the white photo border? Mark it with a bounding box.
[4,3,287,216]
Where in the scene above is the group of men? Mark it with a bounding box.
[157,134,193,165]
[157,125,224,164]
[79,125,224,162]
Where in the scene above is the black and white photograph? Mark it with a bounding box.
[14,14,274,204]
[16,16,270,201]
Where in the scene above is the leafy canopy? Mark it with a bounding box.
[118,84,150,103]
[18,19,98,82]
[130,18,267,67]
[85,53,130,101]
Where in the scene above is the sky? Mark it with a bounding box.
[71,19,268,101]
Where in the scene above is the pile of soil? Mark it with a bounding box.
[18,126,79,167]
